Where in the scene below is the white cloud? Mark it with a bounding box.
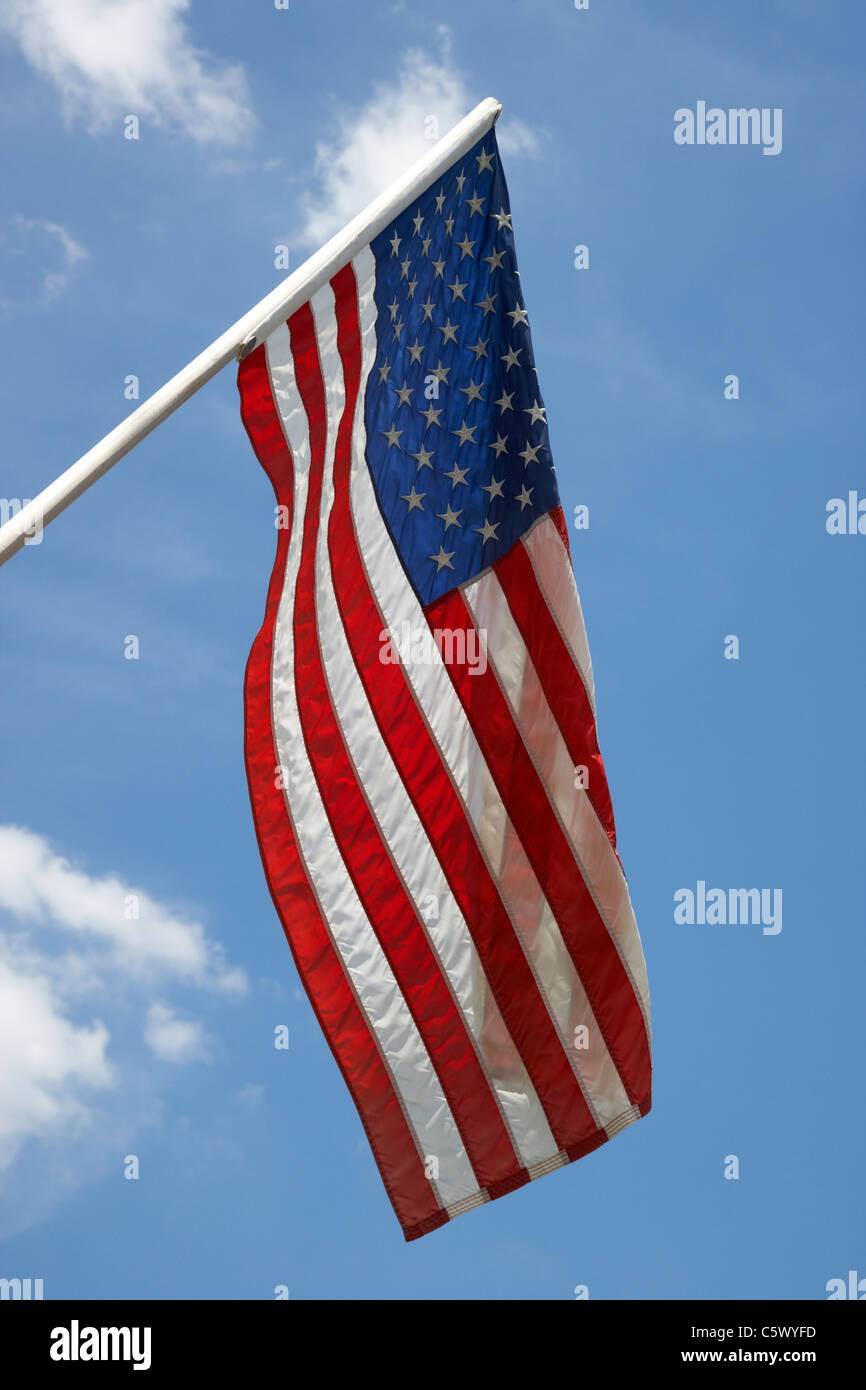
[144,1001,210,1064]
[497,120,542,160]
[0,217,88,311]
[207,154,283,178]
[0,825,246,993]
[0,0,254,144]
[0,957,111,1170]
[298,31,540,246]
[233,1082,264,1107]
[0,825,246,1230]
[20,217,87,301]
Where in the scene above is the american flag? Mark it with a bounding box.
[239,129,652,1241]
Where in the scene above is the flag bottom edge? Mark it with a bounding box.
[400,1096,651,1242]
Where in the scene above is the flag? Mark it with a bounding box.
[239,128,652,1241]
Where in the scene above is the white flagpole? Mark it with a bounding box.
[0,97,502,568]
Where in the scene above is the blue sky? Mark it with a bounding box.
[0,0,863,1299]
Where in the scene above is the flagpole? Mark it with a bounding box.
[0,97,502,568]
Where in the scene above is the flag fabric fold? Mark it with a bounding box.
[239,128,652,1241]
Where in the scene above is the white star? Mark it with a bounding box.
[431,256,446,278]
[438,319,458,345]
[524,398,546,424]
[444,214,455,237]
[468,336,489,361]
[475,518,500,544]
[394,380,413,407]
[437,504,463,530]
[447,276,467,302]
[389,232,401,256]
[400,257,411,280]
[377,361,391,384]
[508,304,530,328]
[496,388,515,413]
[483,476,505,501]
[455,170,466,193]
[430,360,450,384]
[406,339,423,364]
[420,298,435,322]
[483,247,505,271]
[421,403,442,428]
[465,190,484,217]
[387,296,400,322]
[501,345,522,371]
[412,444,434,471]
[435,189,446,213]
[445,462,469,487]
[519,441,541,466]
[476,292,496,316]
[402,486,425,512]
[453,420,477,446]
[382,423,403,448]
[456,234,476,260]
[493,207,512,230]
[430,546,455,571]
[514,484,534,510]
[476,147,495,174]
[421,236,431,257]
[460,380,484,404]
[412,209,424,235]
[488,433,508,457]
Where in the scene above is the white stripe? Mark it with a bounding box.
[522,516,596,714]
[348,251,631,1134]
[264,304,476,1207]
[463,568,652,1038]
[315,255,558,1170]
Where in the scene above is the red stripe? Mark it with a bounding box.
[286,291,524,1193]
[494,533,617,851]
[425,586,652,1115]
[238,340,446,1241]
[327,264,603,1157]
[549,503,571,554]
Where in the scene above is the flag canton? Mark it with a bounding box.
[365,131,560,607]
